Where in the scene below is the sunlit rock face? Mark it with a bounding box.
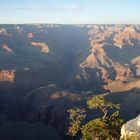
[77,25,140,85]
[80,43,114,80]
[113,26,140,49]
[28,33,34,39]
[31,42,49,53]
[0,70,16,83]
[120,114,140,140]
[131,56,140,76]
[114,64,132,80]
[0,28,8,35]
[79,27,115,81]
[2,44,13,53]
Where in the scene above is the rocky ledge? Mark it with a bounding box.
[121,114,140,139]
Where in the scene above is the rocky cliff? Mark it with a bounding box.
[1,44,14,53]
[75,25,140,87]
[31,42,49,53]
[121,114,140,139]
[0,70,15,83]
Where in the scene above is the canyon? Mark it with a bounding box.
[0,24,140,139]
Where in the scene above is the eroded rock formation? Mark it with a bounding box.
[28,33,34,39]
[0,28,7,35]
[115,64,132,80]
[113,26,140,48]
[31,42,49,53]
[0,70,16,83]
[1,44,13,53]
[131,56,140,76]
[78,25,140,83]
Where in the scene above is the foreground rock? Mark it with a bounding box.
[120,114,140,139]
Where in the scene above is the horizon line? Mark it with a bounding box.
[0,23,140,25]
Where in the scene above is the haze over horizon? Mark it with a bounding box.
[0,0,140,24]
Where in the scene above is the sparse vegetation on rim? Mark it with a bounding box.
[67,95,124,140]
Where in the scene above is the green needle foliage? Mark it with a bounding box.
[67,107,86,137]
[87,95,120,119]
[67,95,124,140]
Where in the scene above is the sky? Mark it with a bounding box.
[0,0,140,24]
